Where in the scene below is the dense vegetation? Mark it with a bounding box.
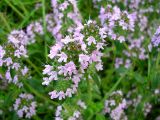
[0,0,160,120]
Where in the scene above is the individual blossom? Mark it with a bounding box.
[77,100,87,109]
[86,36,96,46]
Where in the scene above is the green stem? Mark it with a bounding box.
[156,52,160,68]
[23,80,58,105]
[25,59,42,77]
[103,72,126,101]
[19,2,29,16]
[87,76,92,102]
[18,9,37,29]
[4,0,25,19]
[41,0,48,62]
[0,13,11,31]
[148,54,151,79]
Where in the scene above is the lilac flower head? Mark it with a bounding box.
[13,93,37,119]
[43,19,105,100]
[152,26,160,47]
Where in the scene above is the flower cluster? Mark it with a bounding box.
[27,21,44,43]
[115,58,131,69]
[46,0,82,41]
[104,90,127,120]
[99,4,137,42]
[8,30,29,58]
[13,93,37,119]
[55,100,86,120]
[43,20,105,100]
[1,0,160,119]
[0,11,45,87]
[126,89,142,108]
[0,43,29,87]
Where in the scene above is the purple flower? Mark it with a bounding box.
[57,91,65,100]
[90,50,103,62]
[49,90,58,99]
[48,43,62,59]
[61,36,74,44]
[58,61,77,76]
[152,26,160,46]
[13,93,36,119]
[42,77,50,85]
[95,62,103,71]
[65,88,73,97]
[0,46,5,59]
[79,54,90,69]
[87,36,96,46]
[48,71,58,81]
[118,36,125,43]
[5,70,12,82]
[73,111,80,118]
[43,65,53,75]
[12,63,20,71]
[5,57,13,66]
[21,66,29,76]
[58,52,68,62]
[96,42,105,50]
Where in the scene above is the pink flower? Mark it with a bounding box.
[58,91,65,100]
[79,54,90,69]
[59,1,69,11]
[13,93,36,119]
[8,30,28,47]
[81,43,87,53]
[90,50,103,62]
[77,100,87,109]
[17,109,23,118]
[87,36,96,46]
[73,32,84,42]
[5,70,12,82]
[61,36,74,44]
[96,42,104,50]
[48,43,62,59]
[65,88,72,97]
[72,74,81,85]
[118,36,125,43]
[95,63,103,71]
[42,77,50,85]
[58,52,68,62]
[43,65,53,75]
[99,27,107,38]
[0,59,3,66]
[79,54,90,63]
[73,111,80,118]
[49,90,58,99]
[21,66,29,76]
[13,75,18,84]
[12,63,20,71]
[5,57,13,66]
[0,46,5,59]
[48,71,58,81]
[58,61,77,76]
